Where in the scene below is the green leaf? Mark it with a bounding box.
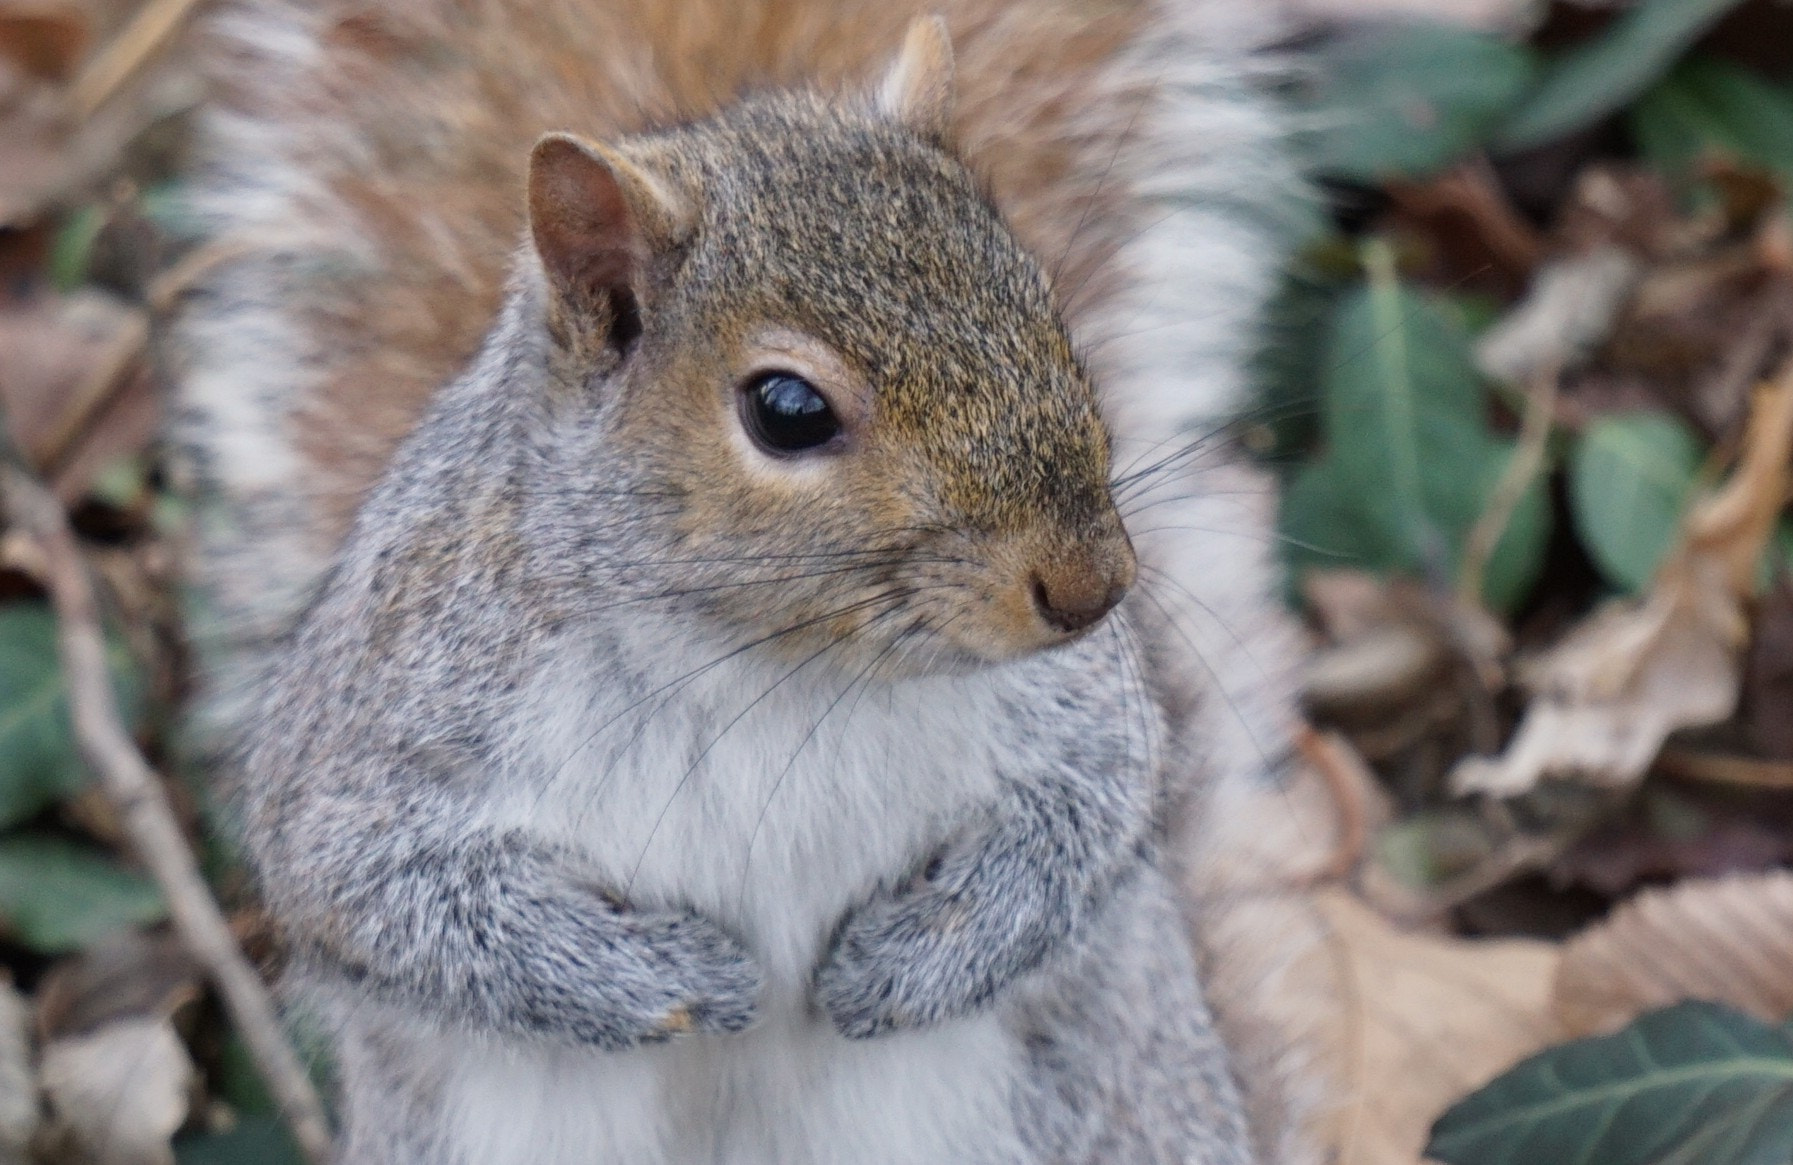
[1322,249,1485,524]
[1280,453,1397,567]
[1570,411,1704,593]
[175,1118,304,1165]
[1297,21,1536,183]
[1764,519,1793,592]
[1250,245,1353,466]
[1374,809,1500,889]
[0,833,165,953]
[0,603,144,831]
[1279,243,1551,612]
[49,205,104,292]
[1474,446,1553,613]
[217,1034,277,1118]
[1498,0,1749,151]
[1429,1001,1793,1165]
[1633,57,1793,182]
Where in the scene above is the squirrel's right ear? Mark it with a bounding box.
[874,16,955,141]
[527,133,691,346]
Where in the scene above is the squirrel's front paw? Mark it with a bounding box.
[538,906,763,1048]
[812,878,994,1040]
[624,911,763,1041]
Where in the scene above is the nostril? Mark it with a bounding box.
[1031,571,1124,634]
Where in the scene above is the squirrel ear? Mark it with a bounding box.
[873,16,955,140]
[527,133,690,341]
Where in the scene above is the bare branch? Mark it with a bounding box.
[0,455,334,1164]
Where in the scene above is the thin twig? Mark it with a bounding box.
[70,0,209,119]
[1458,366,1560,608]
[147,239,258,315]
[1385,157,1545,276]
[0,459,333,1163]
[1293,724,1376,883]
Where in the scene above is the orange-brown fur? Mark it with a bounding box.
[203,0,1147,547]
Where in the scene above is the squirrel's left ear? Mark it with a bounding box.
[873,16,955,141]
[527,132,691,351]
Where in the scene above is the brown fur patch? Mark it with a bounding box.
[202,0,1146,552]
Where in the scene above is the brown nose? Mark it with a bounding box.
[1030,551,1134,634]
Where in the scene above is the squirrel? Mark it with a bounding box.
[172,1,1319,1162]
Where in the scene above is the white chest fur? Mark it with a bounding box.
[443,638,1057,1164]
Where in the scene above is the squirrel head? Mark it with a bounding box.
[523,17,1135,672]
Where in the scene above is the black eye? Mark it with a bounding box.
[741,372,842,455]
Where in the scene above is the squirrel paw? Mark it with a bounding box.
[811,873,996,1040]
[627,911,764,1042]
[541,907,763,1048]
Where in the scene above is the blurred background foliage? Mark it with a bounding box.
[1267,0,1793,1159]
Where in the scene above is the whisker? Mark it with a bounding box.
[530,588,930,822]
[1130,583,1278,776]
[1136,563,1274,693]
[622,601,914,899]
[731,616,919,914]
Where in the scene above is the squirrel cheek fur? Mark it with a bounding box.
[184,3,1318,1163]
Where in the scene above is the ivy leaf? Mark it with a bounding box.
[1296,21,1536,184]
[0,603,144,831]
[1429,1001,1793,1165]
[49,204,103,292]
[1498,0,1749,151]
[1278,245,1550,612]
[1632,57,1793,183]
[0,834,165,953]
[216,1035,277,1119]
[1571,412,1705,594]
[1250,243,1353,466]
[175,1118,304,1165]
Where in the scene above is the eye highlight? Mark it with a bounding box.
[740,372,842,455]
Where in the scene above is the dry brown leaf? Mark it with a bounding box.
[1555,871,1793,1038]
[1452,372,1793,797]
[1304,622,1446,724]
[68,0,202,117]
[39,1015,193,1165]
[1474,247,1640,386]
[1606,247,1776,393]
[1303,573,1507,717]
[0,31,200,226]
[35,930,202,1043]
[0,54,83,225]
[0,0,90,81]
[1306,889,1560,1165]
[1384,164,1543,293]
[1304,569,1405,644]
[1187,742,1558,1165]
[0,291,155,500]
